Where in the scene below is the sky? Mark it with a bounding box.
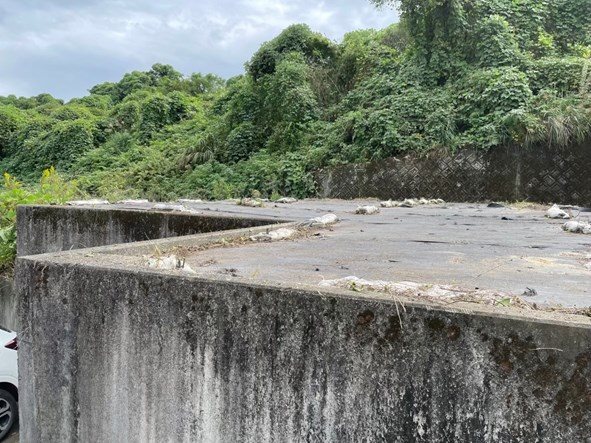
[0,0,398,100]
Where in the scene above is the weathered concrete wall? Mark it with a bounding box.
[316,143,591,206]
[8,205,283,333]
[0,274,16,331]
[17,258,591,442]
[17,205,283,256]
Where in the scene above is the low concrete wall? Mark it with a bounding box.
[17,205,283,256]
[6,205,284,333]
[0,274,16,331]
[17,257,591,442]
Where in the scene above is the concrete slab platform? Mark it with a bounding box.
[40,199,591,310]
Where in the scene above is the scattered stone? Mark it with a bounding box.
[562,220,591,234]
[546,204,570,219]
[178,199,203,204]
[117,199,150,204]
[67,199,109,206]
[250,228,297,242]
[522,287,538,297]
[146,254,195,273]
[318,276,529,307]
[275,197,298,204]
[238,198,264,207]
[356,205,380,215]
[487,202,505,208]
[151,203,200,214]
[380,198,444,208]
[320,277,458,298]
[320,276,391,291]
[152,203,185,212]
[147,255,180,270]
[300,213,339,228]
[400,198,417,208]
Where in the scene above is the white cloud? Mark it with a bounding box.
[0,0,399,99]
[306,2,335,26]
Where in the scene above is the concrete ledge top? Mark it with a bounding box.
[18,199,591,324]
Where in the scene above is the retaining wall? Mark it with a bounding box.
[2,205,283,332]
[16,255,591,442]
[17,205,282,256]
[316,143,591,205]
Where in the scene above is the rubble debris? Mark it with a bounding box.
[250,227,297,242]
[380,198,445,208]
[151,203,200,214]
[318,276,531,308]
[152,203,185,212]
[67,199,110,206]
[177,199,203,204]
[117,199,149,204]
[356,205,380,215]
[562,220,591,234]
[146,254,195,273]
[300,213,339,228]
[546,204,570,219]
[522,287,538,297]
[275,197,298,204]
[319,276,391,291]
[238,198,264,207]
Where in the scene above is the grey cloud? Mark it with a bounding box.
[0,0,399,99]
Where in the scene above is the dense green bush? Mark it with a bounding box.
[0,168,78,269]
[529,57,589,93]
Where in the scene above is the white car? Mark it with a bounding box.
[0,326,17,441]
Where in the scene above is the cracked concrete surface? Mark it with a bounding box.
[60,199,591,309]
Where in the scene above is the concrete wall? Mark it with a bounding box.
[2,205,284,332]
[17,205,283,256]
[17,258,591,442]
[0,274,16,331]
[316,143,591,206]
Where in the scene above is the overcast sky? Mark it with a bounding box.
[0,0,398,100]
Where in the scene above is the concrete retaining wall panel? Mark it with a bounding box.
[316,143,591,206]
[17,259,591,442]
[17,205,281,256]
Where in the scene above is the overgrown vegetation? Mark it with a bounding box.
[0,0,590,204]
[0,168,78,269]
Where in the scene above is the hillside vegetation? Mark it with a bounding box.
[1,0,590,203]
